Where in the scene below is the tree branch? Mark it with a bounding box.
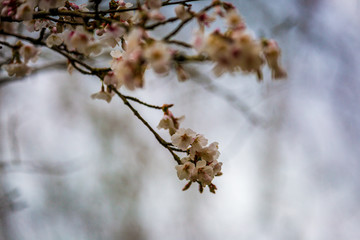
[0,30,110,76]
[111,87,181,164]
[163,1,219,40]
[123,95,165,109]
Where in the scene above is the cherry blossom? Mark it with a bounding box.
[175,4,192,21]
[15,3,33,20]
[197,142,220,162]
[46,33,64,48]
[171,128,196,150]
[91,89,113,103]
[100,23,126,48]
[0,0,288,193]
[225,9,244,30]
[144,41,172,75]
[175,65,190,82]
[114,0,134,21]
[146,0,162,10]
[193,160,214,186]
[19,44,40,63]
[157,110,184,136]
[175,161,195,180]
[103,71,122,89]
[4,63,31,77]
[262,39,287,79]
[38,0,65,11]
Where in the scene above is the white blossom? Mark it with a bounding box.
[115,1,134,21]
[125,28,145,54]
[176,65,190,82]
[225,9,244,30]
[189,134,208,159]
[78,3,89,12]
[148,9,165,21]
[157,112,184,136]
[113,59,145,90]
[19,44,40,63]
[193,160,214,186]
[197,142,220,162]
[197,13,215,30]
[103,71,122,89]
[100,23,126,48]
[171,128,196,150]
[46,33,64,47]
[38,0,65,11]
[91,90,112,103]
[210,160,223,176]
[4,63,31,77]
[175,5,191,21]
[146,0,162,10]
[175,162,195,180]
[15,3,33,20]
[262,39,287,79]
[144,41,172,75]
[63,27,93,54]
[192,29,205,52]
[180,156,192,164]
[85,42,104,56]
[67,62,74,75]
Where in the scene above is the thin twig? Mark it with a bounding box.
[0,30,110,76]
[163,16,193,41]
[166,40,192,48]
[162,0,204,7]
[43,16,85,26]
[163,1,220,40]
[37,28,46,43]
[145,17,179,30]
[111,87,181,164]
[169,147,187,153]
[97,0,203,14]
[123,95,163,109]
[0,41,15,49]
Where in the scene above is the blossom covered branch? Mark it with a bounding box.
[0,0,287,193]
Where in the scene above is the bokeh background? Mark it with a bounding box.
[1,0,360,239]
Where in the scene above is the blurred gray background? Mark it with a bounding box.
[0,0,360,239]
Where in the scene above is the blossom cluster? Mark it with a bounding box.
[158,107,222,193]
[194,6,286,80]
[0,0,287,193]
[1,0,286,87]
[90,1,285,101]
[3,42,40,77]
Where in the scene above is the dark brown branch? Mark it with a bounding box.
[169,147,187,153]
[0,30,111,76]
[0,41,15,49]
[123,95,163,109]
[43,16,85,26]
[0,0,203,25]
[161,0,204,7]
[163,16,193,41]
[145,17,179,30]
[33,9,93,19]
[37,28,46,43]
[163,1,220,40]
[166,40,192,48]
[96,0,203,14]
[174,54,210,62]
